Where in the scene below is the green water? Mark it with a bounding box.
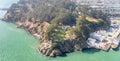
[0,0,120,61]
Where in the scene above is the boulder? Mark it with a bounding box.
[58,44,66,53]
[64,41,73,52]
[74,44,82,51]
[45,49,52,56]
[41,49,47,54]
[39,47,44,52]
[53,49,62,56]
[49,50,55,57]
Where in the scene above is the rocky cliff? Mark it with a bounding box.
[2,0,109,57]
[3,12,89,57]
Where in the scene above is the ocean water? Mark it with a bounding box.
[0,0,120,61]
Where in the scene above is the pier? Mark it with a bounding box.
[87,19,120,51]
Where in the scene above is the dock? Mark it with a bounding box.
[87,19,120,51]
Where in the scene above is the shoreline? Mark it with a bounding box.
[87,19,120,51]
[1,0,120,57]
[2,18,120,57]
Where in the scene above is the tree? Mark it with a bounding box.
[77,5,90,14]
[51,10,75,25]
[74,14,88,41]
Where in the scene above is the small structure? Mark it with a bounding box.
[62,25,70,30]
[87,19,120,51]
[111,40,120,49]
[99,42,111,51]
[90,33,105,42]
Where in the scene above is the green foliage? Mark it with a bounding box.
[8,0,111,45]
[25,0,76,23]
[51,11,76,25]
[9,0,76,23]
[51,42,59,49]
[74,14,88,41]
[46,24,66,43]
[74,13,109,42]
[77,5,89,14]
[45,24,57,40]
[77,4,110,26]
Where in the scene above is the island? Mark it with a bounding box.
[2,0,120,57]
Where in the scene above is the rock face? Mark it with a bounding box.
[2,1,89,57]
[17,21,50,42]
[74,44,82,51]
[38,39,89,57]
[3,9,89,57]
[3,12,11,21]
[3,14,89,57]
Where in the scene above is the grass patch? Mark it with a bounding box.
[86,16,102,23]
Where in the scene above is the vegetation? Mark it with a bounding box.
[7,0,111,49]
[51,42,59,49]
